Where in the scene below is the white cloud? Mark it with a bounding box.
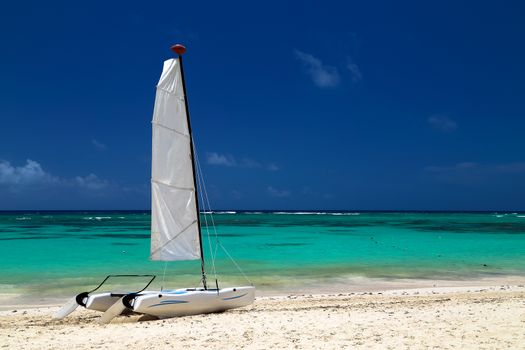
[428,115,458,133]
[0,159,58,185]
[294,49,340,88]
[91,139,107,151]
[347,58,362,82]
[0,159,109,191]
[75,174,109,190]
[206,152,236,167]
[207,152,278,171]
[267,186,290,197]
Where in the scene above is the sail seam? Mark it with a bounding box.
[151,179,194,192]
[156,86,185,96]
[150,220,199,259]
[152,122,190,137]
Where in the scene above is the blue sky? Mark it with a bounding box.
[1,1,524,210]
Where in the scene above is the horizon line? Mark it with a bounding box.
[0,209,524,213]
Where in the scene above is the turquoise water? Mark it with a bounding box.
[1,211,525,300]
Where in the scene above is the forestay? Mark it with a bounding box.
[150,58,201,261]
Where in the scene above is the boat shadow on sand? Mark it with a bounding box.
[47,309,237,326]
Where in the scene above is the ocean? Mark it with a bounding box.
[1,211,525,305]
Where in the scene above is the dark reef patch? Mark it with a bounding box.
[265,243,308,247]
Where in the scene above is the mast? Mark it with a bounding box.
[171,44,207,290]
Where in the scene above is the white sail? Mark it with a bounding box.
[150,58,201,261]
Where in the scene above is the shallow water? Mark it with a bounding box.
[1,211,525,300]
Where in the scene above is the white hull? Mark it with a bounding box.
[130,286,255,318]
[82,286,255,319]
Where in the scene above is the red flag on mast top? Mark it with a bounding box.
[171,44,186,56]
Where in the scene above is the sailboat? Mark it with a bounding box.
[54,44,255,323]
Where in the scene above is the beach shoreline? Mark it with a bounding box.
[1,282,524,349]
[2,274,525,310]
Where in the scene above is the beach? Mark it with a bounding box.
[1,284,524,349]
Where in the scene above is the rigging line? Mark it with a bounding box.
[160,261,168,291]
[197,160,218,282]
[193,141,218,280]
[193,152,251,285]
[195,170,251,283]
[192,275,203,290]
[192,144,219,245]
[194,160,230,278]
[218,241,253,285]
[197,165,217,279]
[192,143,220,265]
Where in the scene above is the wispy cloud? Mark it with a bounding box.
[427,161,525,174]
[425,161,525,184]
[206,152,236,167]
[75,174,109,190]
[428,115,458,133]
[426,162,477,173]
[301,186,334,200]
[267,186,290,197]
[268,163,280,172]
[294,49,340,88]
[206,152,278,171]
[239,157,261,169]
[231,190,243,200]
[91,139,107,151]
[346,57,362,82]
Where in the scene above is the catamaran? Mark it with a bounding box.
[54,44,255,323]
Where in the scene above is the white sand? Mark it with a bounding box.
[1,284,524,349]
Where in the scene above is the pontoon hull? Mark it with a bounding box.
[85,291,154,312]
[85,292,125,312]
[130,286,255,318]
